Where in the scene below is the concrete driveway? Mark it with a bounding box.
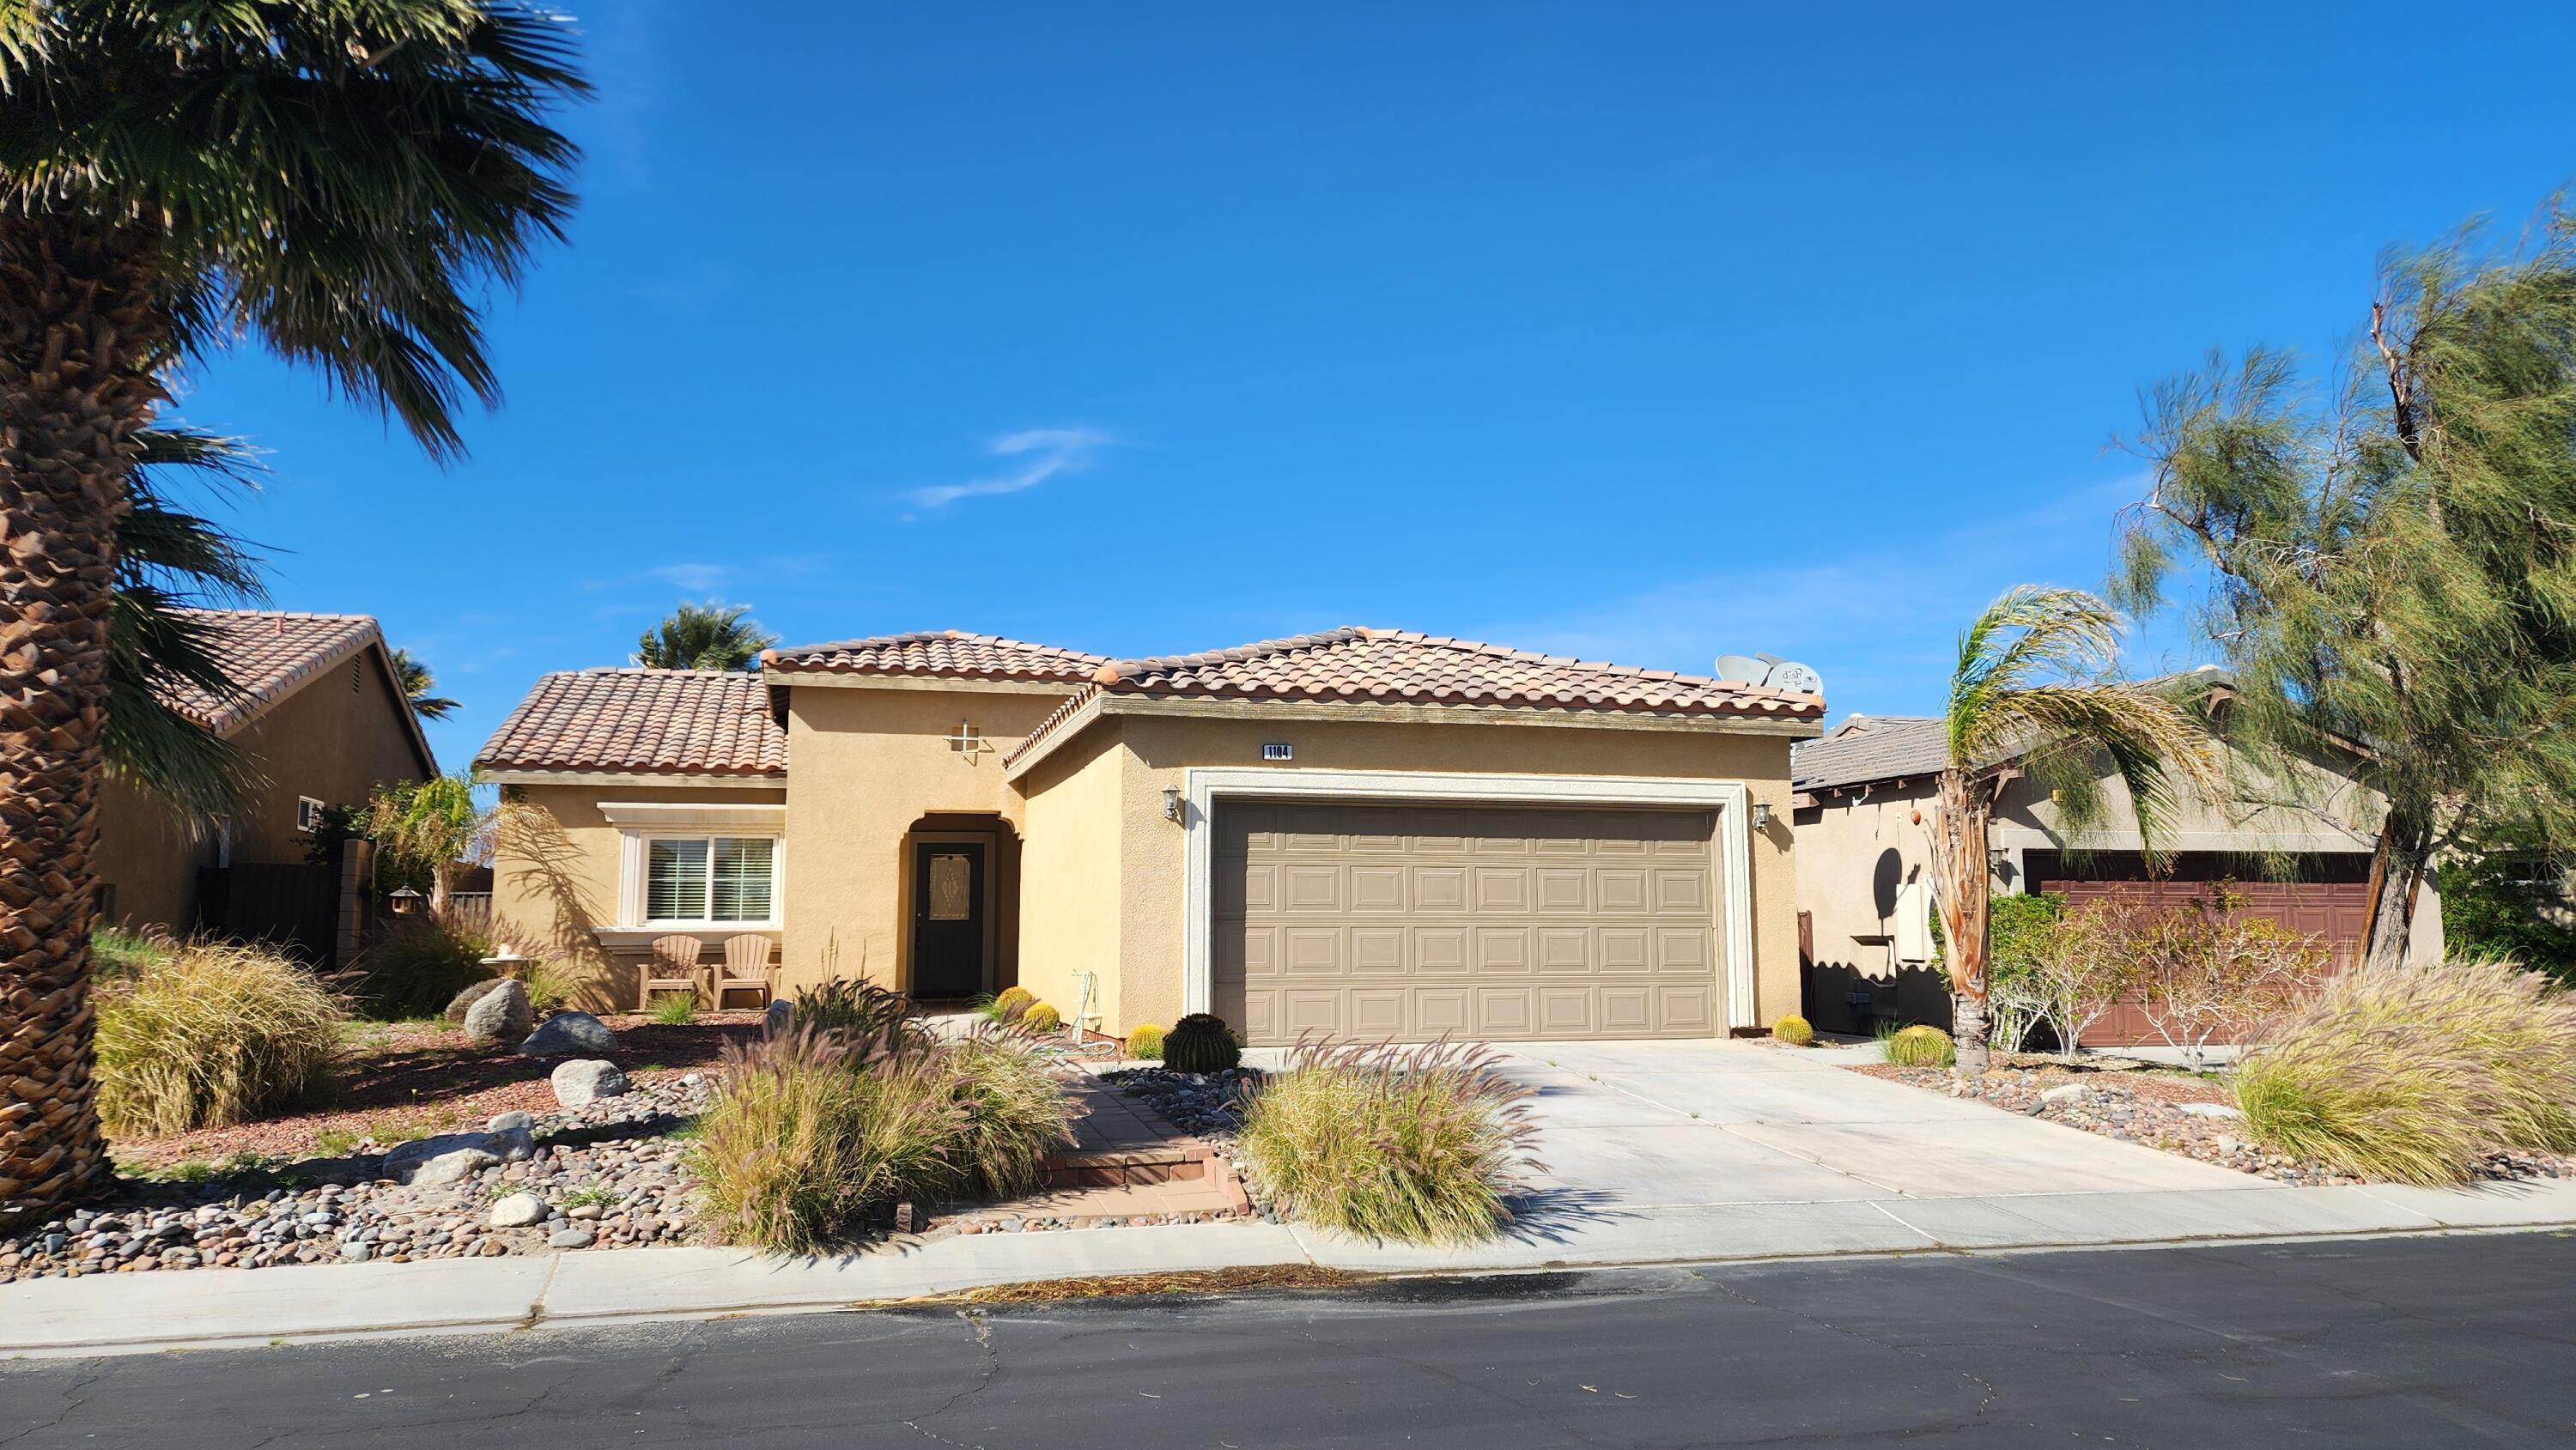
[1492,1038,2263,1207]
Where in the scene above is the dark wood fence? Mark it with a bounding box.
[196,862,343,968]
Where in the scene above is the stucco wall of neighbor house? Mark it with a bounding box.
[92,777,215,933]
[1015,709,1806,1036]
[776,683,1073,998]
[1792,779,1941,974]
[489,781,790,1013]
[90,648,431,934]
[1013,730,1133,1035]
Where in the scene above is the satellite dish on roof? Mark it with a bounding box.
[1714,654,1765,683]
[1716,652,1825,695]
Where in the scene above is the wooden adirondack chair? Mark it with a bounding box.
[641,934,706,1010]
[714,933,775,1008]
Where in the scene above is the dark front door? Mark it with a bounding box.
[910,840,987,999]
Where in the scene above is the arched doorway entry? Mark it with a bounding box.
[901,813,1020,1001]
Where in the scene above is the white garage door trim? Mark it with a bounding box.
[1182,768,1756,1030]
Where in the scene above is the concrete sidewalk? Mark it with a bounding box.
[9,1176,2573,1358]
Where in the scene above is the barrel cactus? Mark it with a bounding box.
[1162,1013,1241,1074]
[1772,1014,1815,1047]
[1126,1023,1166,1061]
[1021,1002,1062,1034]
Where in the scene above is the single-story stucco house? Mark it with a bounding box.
[475,628,1825,1043]
[95,609,438,962]
[1789,679,2443,1041]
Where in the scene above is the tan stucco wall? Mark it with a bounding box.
[489,781,789,1013]
[775,683,1071,998]
[1015,711,1806,1037]
[1790,780,1939,980]
[92,648,431,933]
[1013,732,1132,1033]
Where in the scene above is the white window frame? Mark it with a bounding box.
[600,802,789,931]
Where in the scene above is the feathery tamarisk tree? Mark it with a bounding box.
[0,1,585,1219]
[2117,207,2576,971]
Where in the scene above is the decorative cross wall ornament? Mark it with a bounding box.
[945,720,987,763]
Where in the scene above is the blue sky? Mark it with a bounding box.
[165,2,2576,770]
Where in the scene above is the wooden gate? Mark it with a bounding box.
[197,862,343,968]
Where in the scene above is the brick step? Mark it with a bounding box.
[1037,1141,1216,1189]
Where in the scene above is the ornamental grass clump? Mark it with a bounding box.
[689,1026,966,1254]
[2233,958,2576,1185]
[792,978,921,1055]
[344,910,495,1019]
[94,940,349,1138]
[945,1034,1078,1199]
[1240,1037,1542,1245]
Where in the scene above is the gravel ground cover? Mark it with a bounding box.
[116,1010,765,1172]
[1857,1059,2576,1186]
[1100,1066,1262,1146]
[1,1072,714,1283]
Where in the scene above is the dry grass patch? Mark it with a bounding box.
[95,938,349,1137]
[2234,957,2576,1184]
[1241,1038,1541,1245]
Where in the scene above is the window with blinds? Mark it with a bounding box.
[645,836,775,923]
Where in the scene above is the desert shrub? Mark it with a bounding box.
[1771,1015,1814,1046]
[1241,1038,1540,1244]
[93,925,174,978]
[791,978,919,1055]
[688,1027,966,1253]
[1163,1013,1242,1073]
[95,940,349,1137]
[347,910,496,1018]
[945,1035,1078,1198]
[648,992,698,1026]
[2439,855,2576,986]
[1020,1002,1062,1034]
[993,985,1036,1016]
[2132,895,2329,1071]
[2233,958,2576,1183]
[1882,1023,1955,1069]
[1127,1022,1167,1061]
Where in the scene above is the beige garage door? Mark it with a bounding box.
[1214,801,1722,1044]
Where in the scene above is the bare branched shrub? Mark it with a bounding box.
[1239,1037,1543,1245]
[2120,891,2330,1070]
[2234,957,2576,1183]
[95,940,349,1137]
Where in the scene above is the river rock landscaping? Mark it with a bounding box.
[0,1071,714,1283]
[1859,1058,2576,1186]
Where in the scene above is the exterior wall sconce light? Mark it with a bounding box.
[1750,803,1773,830]
[1162,786,1185,823]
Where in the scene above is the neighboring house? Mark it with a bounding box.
[94,610,439,960]
[1789,682,2443,1042]
[477,628,1825,1042]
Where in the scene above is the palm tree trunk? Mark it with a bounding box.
[0,214,166,1221]
[1931,768,1995,1078]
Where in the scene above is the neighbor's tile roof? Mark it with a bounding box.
[475,669,787,777]
[167,609,387,735]
[762,630,1107,682]
[1789,715,1948,790]
[1008,627,1826,764]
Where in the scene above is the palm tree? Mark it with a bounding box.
[634,602,779,670]
[107,428,268,823]
[1931,586,2222,1076]
[0,3,585,1218]
[390,648,460,721]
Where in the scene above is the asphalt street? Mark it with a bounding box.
[5,1230,2573,1447]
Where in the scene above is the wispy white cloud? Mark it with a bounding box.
[642,561,736,593]
[904,428,1115,513]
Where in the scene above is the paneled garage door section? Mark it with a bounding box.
[1215,802,1721,1044]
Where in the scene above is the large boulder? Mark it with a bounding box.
[383,1126,533,1186]
[444,977,506,1024]
[519,1010,617,1059]
[550,1059,629,1108]
[462,979,534,1044]
[763,998,793,1036]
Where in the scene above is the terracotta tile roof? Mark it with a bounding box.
[475,669,787,777]
[1007,627,1826,765]
[762,630,1107,682]
[166,609,387,736]
[1789,715,1948,790]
